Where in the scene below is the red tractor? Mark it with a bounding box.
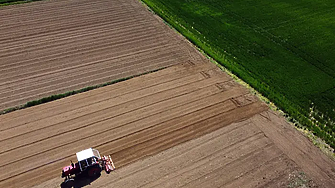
[61,148,115,188]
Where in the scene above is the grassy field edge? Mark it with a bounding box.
[0,0,44,7]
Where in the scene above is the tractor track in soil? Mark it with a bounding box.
[0,0,334,188]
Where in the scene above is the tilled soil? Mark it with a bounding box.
[1,63,334,188]
[0,0,334,188]
[0,0,202,111]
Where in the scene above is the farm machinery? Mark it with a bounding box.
[61,148,115,188]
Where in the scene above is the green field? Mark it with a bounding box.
[142,0,335,147]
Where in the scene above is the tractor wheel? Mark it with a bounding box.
[88,166,101,177]
[61,178,75,188]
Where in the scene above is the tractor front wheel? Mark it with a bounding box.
[61,178,75,188]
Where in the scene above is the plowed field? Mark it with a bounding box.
[0,0,202,111]
[0,0,334,188]
[1,62,334,188]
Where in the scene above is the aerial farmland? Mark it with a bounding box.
[142,0,335,149]
[0,0,334,188]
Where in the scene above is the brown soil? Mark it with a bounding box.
[0,0,334,188]
[0,62,334,188]
[0,0,202,111]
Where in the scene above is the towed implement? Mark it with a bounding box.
[61,148,115,188]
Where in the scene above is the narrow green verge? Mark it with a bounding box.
[0,0,44,7]
[0,67,166,115]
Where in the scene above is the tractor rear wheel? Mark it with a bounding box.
[88,166,101,177]
[61,178,75,188]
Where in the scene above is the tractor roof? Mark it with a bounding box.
[76,148,101,161]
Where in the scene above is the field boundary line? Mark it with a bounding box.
[0,67,167,115]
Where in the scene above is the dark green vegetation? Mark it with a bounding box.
[142,0,335,148]
[0,0,22,3]
[0,0,42,6]
[1,68,165,115]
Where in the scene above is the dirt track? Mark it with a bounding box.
[0,0,335,188]
[0,0,202,111]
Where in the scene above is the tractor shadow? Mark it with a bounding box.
[60,174,101,188]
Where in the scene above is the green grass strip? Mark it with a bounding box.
[0,0,44,7]
[0,67,166,115]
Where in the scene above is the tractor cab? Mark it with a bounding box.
[76,148,101,172]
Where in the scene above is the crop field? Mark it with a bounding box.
[0,0,202,111]
[1,62,334,187]
[141,0,335,148]
[0,0,334,188]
